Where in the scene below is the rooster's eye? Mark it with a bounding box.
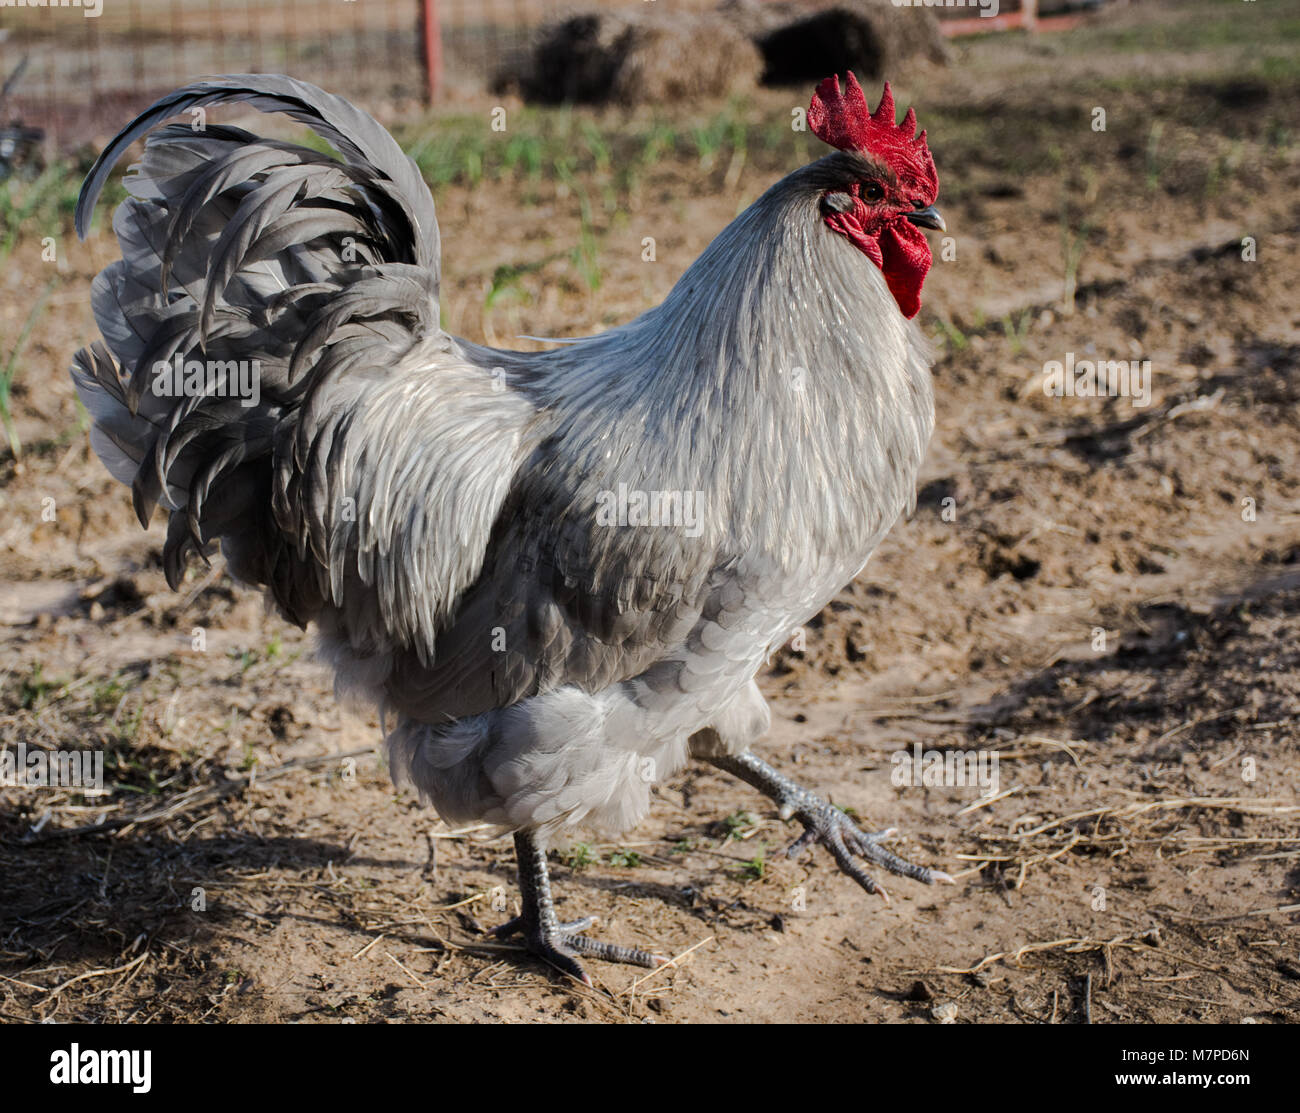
[862,182,885,204]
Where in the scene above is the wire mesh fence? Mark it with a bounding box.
[1,0,1052,149]
[1,0,566,147]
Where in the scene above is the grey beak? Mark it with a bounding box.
[906,205,946,232]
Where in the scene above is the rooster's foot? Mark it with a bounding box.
[490,830,667,985]
[490,914,665,984]
[780,803,953,902]
[707,751,952,902]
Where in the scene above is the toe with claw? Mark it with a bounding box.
[781,798,952,902]
[709,751,952,901]
[490,913,666,985]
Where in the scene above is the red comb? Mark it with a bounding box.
[809,73,937,201]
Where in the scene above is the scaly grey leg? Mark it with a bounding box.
[489,830,667,984]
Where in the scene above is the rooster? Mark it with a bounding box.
[72,72,950,983]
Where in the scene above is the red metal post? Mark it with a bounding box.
[421,0,442,103]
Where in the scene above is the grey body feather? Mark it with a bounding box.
[72,76,933,839]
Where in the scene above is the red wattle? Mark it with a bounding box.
[825,198,933,320]
[876,219,932,320]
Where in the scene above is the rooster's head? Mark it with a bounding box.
[808,73,942,320]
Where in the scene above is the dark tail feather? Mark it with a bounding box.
[75,73,439,279]
[69,75,441,600]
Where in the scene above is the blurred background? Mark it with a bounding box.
[4,0,1102,147]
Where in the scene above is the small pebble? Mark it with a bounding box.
[931,1002,958,1024]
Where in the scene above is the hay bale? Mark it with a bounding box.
[509,10,762,106]
[718,0,948,85]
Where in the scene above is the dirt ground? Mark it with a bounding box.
[1,0,1297,1023]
